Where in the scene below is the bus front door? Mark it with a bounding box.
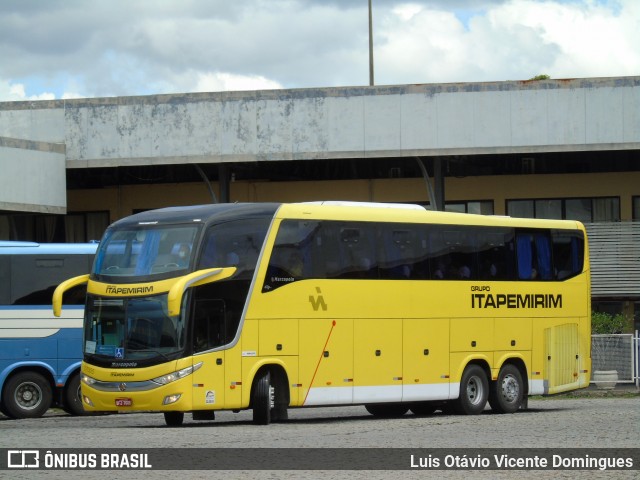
[190,299,226,411]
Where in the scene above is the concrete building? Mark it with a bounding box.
[1,75,639,326]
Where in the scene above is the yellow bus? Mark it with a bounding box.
[53,202,591,426]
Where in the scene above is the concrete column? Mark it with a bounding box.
[218,164,230,203]
[434,157,445,211]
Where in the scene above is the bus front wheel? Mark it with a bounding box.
[0,398,10,418]
[453,365,488,415]
[164,412,185,426]
[489,364,523,414]
[2,371,52,419]
[62,373,86,416]
[252,371,273,425]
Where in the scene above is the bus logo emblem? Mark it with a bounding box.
[309,287,327,311]
[119,383,127,392]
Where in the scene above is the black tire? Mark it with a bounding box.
[365,403,409,418]
[410,402,438,416]
[62,373,86,416]
[453,364,488,415]
[271,372,289,423]
[0,398,10,418]
[2,371,52,419]
[164,412,185,426]
[489,364,524,414]
[252,371,273,425]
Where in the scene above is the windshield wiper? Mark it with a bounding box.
[125,349,171,363]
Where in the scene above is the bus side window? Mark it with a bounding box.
[429,227,475,280]
[338,226,377,279]
[380,227,419,279]
[263,220,317,292]
[552,230,584,280]
[11,254,92,305]
[0,256,10,305]
[476,229,515,281]
[516,231,553,280]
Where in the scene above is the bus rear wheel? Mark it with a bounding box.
[164,412,185,426]
[489,364,523,414]
[2,371,52,419]
[453,365,488,415]
[365,403,409,418]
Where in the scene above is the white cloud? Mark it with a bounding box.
[194,72,283,92]
[0,79,55,101]
[501,0,640,78]
[61,91,85,99]
[374,0,640,85]
[0,0,637,100]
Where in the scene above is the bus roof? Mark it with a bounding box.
[109,203,281,229]
[277,202,585,231]
[0,241,98,255]
[106,201,584,232]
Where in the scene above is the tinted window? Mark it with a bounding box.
[8,254,93,305]
[263,220,582,291]
[475,229,516,280]
[516,231,553,280]
[552,230,584,280]
[378,225,429,279]
[198,218,271,278]
[0,256,9,304]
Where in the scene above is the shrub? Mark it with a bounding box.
[591,311,627,334]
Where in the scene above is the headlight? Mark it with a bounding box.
[82,374,97,385]
[152,362,202,385]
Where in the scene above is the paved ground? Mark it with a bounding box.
[1,391,638,480]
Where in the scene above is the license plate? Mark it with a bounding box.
[115,398,133,407]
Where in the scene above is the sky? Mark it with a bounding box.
[0,0,638,101]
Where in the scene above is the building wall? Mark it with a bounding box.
[67,171,640,223]
[59,77,640,169]
[2,76,638,214]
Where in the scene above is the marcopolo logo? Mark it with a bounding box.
[8,450,40,469]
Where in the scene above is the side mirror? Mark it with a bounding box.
[167,267,237,316]
[52,274,90,317]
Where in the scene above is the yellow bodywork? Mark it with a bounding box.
[76,202,591,414]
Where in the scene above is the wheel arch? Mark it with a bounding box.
[494,356,529,397]
[453,356,492,383]
[1,363,56,396]
[246,361,290,409]
[465,358,492,383]
[58,361,82,384]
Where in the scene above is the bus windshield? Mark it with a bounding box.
[93,225,200,281]
[84,294,186,361]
